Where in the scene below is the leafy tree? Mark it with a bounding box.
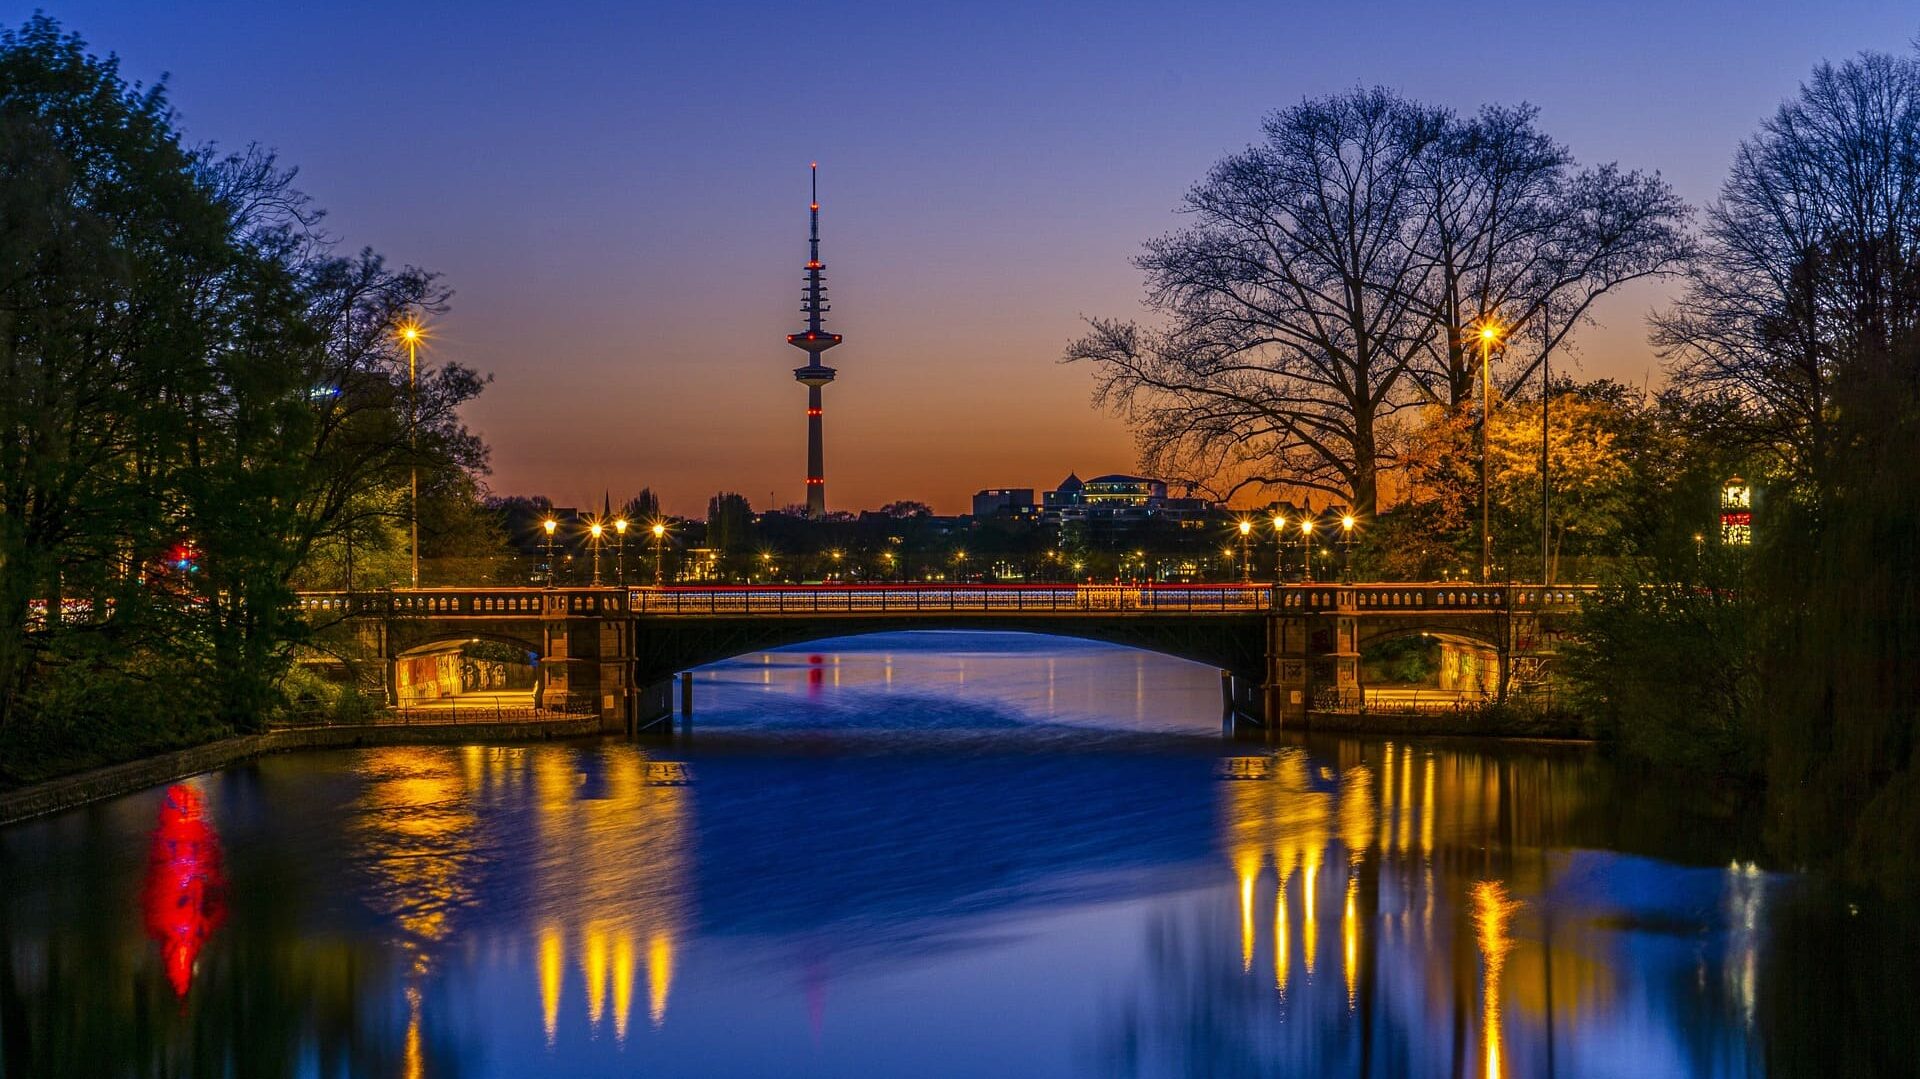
[622,487,661,523]
[0,16,488,771]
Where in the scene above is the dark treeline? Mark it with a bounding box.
[1628,47,1920,888]
[0,17,488,782]
[1079,53,1920,886]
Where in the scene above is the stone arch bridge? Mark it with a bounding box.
[297,583,1588,731]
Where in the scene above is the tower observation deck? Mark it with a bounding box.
[786,162,841,519]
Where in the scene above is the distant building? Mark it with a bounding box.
[972,488,1036,518]
[1039,472,1216,526]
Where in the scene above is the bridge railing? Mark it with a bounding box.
[625,583,1273,615]
[291,582,1591,618]
[294,588,627,618]
[1276,583,1592,613]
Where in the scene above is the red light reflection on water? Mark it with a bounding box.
[808,654,825,697]
[141,784,227,998]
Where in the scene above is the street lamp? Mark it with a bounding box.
[613,517,628,587]
[588,521,605,586]
[1270,513,1287,581]
[1477,318,1505,584]
[398,320,426,589]
[651,522,667,585]
[1236,519,1253,583]
[1300,517,1315,582]
[1340,514,1357,584]
[542,517,558,587]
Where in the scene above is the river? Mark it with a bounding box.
[1,630,1910,1076]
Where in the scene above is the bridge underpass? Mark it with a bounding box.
[297,583,1587,733]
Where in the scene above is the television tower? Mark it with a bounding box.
[787,162,840,519]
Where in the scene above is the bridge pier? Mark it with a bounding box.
[539,590,637,729]
[1265,595,1359,729]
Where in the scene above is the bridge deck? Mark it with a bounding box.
[296,583,1590,619]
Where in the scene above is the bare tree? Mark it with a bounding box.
[1410,104,1690,410]
[1068,89,1445,516]
[1070,89,1687,517]
[1655,49,1920,483]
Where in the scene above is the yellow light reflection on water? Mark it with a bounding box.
[1302,855,1319,975]
[1274,870,1290,996]
[585,923,609,1029]
[540,924,564,1045]
[613,935,637,1043]
[529,748,692,1041]
[1343,872,1359,1008]
[648,932,675,1028]
[1398,745,1414,853]
[1473,880,1520,1079]
[404,984,424,1079]
[1237,852,1259,972]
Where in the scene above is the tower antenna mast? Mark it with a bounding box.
[787,162,841,519]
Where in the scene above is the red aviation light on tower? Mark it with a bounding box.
[788,163,840,519]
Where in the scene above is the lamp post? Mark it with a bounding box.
[1237,519,1253,583]
[588,521,604,586]
[1477,319,1504,584]
[614,517,628,587]
[1270,514,1287,582]
[399,321,424,589]
[542,518,557,587]
[1300,517,1315,582]
[1340,514,1357,584]
[651,522,667,585]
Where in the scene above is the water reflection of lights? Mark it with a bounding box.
[140,783,226,999]
[1473,880,1521,1079]
[1725,860,1764,1027]
[1238,853,1258,972]
[1273,873,1289,996]
[1342,872,1359,1009]
[532,749,690,1043]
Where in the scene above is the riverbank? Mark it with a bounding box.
[0,714,617,827]
[1298,704,1591,739]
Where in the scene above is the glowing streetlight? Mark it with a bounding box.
[397,319,427,589]
[1300,516,1316,582]
[1475,316,1506,583]
[1236,519,1254,582]
[1270,514,1288,580]
[542,517,558,587]
[613,517,628,587]
[1340,515,1357,583]
[650,521,667,585]
[588,521,605,586]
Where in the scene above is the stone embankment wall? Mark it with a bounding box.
[0,714,619,827]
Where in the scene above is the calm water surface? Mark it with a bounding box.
[3,631,1912,1076]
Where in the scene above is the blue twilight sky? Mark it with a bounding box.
[30,1,1919,514]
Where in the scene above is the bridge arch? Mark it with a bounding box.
[383,620,545,661]
[630,614,1269,690]
[392,630,545,660]
[1353,620,1503,653]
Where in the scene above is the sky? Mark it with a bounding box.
[36,1,1919,515]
